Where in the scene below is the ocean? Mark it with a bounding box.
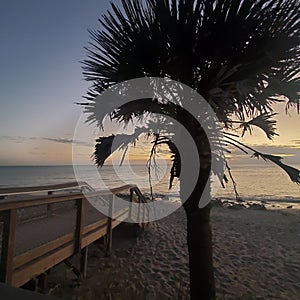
[0,164,299,208]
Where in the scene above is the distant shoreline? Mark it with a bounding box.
[1,162,299,167]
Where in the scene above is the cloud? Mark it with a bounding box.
[0,135,26,142]
[42,137,74,144]
[0,136,40,144]
[0,135,93,147]
[230,144,299,155]
[292,140,300,144]
[41,137,93,146]
[244,142,300,150]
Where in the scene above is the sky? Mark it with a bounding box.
[0,0,299,166]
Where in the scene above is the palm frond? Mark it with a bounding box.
[94,135,115,167]
[240,113,278,139]
[223,133,300,184]
[252,152,300,184]
[93,127,147,167]
[152,135,181,189]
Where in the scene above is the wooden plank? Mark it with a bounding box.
[0,209,17,285]
[81,210,127,249]
[82,219,107,235]
[12,233,74,270]
[81,227,107,248]
[111,219,123,229]
[12,243,75,287]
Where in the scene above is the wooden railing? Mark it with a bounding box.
[0,181,86,196]
[0,182,150,287]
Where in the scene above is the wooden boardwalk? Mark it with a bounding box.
[0,182,149,288]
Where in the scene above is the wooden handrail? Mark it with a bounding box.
[0,181,87,195]
[128,187,152,225]
[0,184,137,212]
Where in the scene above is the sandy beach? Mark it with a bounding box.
[47,203,300,300]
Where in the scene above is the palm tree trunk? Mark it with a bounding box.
[177,116,216,299]
[184,203,215,299]
[182,167,216,300]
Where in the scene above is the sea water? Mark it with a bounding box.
[0,164,299,208]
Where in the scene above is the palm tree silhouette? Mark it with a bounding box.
[81,0,299,299]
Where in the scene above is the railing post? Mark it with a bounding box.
[75,198,88,279]
[128,188,134,222]
[75,198,85,253]
[105,194,115,256]
[137,194,141,226]
[142,200,146,225]
[0,209,17,285]
[80,246,88,279]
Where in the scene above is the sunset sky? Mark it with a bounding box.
[0,0,299,166]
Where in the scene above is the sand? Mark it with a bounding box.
[47,204,300,299]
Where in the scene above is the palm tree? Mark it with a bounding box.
[80,0,300,299]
